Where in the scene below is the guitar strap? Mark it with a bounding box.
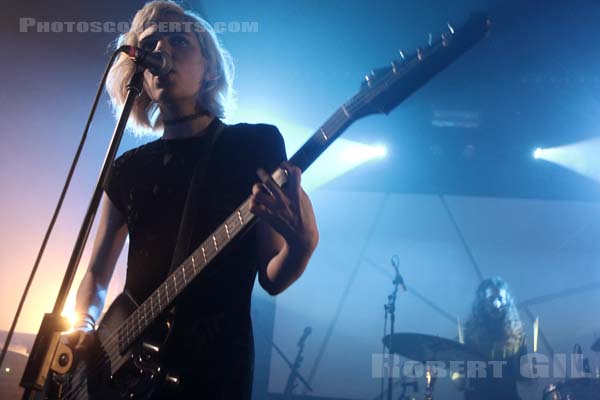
[167,117,226,276]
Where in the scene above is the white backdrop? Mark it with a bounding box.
[264,191,600,399]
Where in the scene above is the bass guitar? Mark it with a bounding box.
[46,13,490,399]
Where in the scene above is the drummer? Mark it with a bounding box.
[463,277,528,400]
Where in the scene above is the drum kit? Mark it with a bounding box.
[540,338,600,400]
[382,333,482,400]
[382,334,600,399]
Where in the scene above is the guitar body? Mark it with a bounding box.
[56,292,175,400]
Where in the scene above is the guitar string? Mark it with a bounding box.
[61,53,424,398]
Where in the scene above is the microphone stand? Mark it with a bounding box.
[380,256,406,400]
[386,278,400,400]
[283,327,311,398]
[19,66,145,399]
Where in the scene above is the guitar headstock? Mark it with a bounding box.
[348,13,490,120]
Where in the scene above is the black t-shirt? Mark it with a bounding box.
[104,119,286,398]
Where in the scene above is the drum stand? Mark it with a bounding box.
[425,365,436,400]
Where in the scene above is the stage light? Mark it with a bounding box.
[341,143,388,163]
[373,145,387,159]
[531,138,600,183]
[61,308,78,333]
[4,367,10,373]
[227,111,387,191]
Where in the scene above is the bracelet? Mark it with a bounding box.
[74,312,96,331]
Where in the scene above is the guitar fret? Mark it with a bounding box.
[212,234,218,251]
[237,209,243,225]
[202,246,207,263]
[191,255,197,274]
[225,216,234,231]
[182,266,187,285]
[341,105,350,118]
[224,223,230,240]
[320,128,328,142]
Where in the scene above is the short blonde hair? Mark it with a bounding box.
[106,1,235,135]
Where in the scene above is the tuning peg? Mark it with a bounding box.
[398,50,405,60]
[441,32,449,47]
[364,69,376,87]
[416,47,423,61]
[447,22,455,34]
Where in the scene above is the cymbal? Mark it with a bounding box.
[383,333,482,364]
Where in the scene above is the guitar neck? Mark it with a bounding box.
[290,108,355,172]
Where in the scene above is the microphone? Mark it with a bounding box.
[391,255,407,291]
[298,326,312,347]
[118,45,172,76]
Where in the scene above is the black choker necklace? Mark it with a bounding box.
[163,111,208,126]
